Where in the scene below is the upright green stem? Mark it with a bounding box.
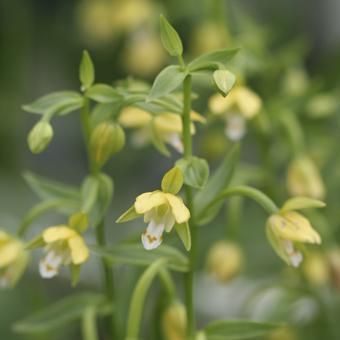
[181,74,196,338]
[80,96,116,338]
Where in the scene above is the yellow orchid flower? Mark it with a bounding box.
[0,231,28,288]
[39,214,89,279]
[119,107,205,153]
[117,167,191,250]
[266,197,325,267]
[208,85,262,141]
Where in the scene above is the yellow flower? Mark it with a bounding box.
[266,197,324,267]
[119,107,205,153]
[287,156,325,200]
[209,86,262,141]
[39,225,89,279]
[117,168,190,250]
[206,241,244,282]
[162,301,187,340]
[302,252,329,286]
[0,231,28,288]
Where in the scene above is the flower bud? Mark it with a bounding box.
[90,121,125,168]
[28,121,53,154]
[0,231,28,288]
[162,302,187,340]
[287,156,325,200]
[206,241,244,282]
[302,252,329,286]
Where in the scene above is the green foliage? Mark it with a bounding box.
[159,15,183,57]
[80,50,95,91]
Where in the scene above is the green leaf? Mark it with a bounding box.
[22,91,84,116]
[175,222,191,251]
[86,84,121,103]
[148,65,186,101]
[188,48,239,72]
[161,166,184,194]
[160,15,183,57]
[126,259,167,339]
[23,171,81,210]
[202,319,281,340]
[82,307,99,340]
[176,157,209,189]
[90,103,121,126]
[13,293,108,334]
[116,205,140,223]
[281,197,326,213]
[80,50,95,91]
[194,144,240,225]
[68,212,88,232]
[213,70,236,97]
[94,173,114,225]
[91,243,189,272]
[81,176,99,215]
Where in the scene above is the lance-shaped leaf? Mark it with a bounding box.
[79,50,95,91]
[148,65,186,101]
[280,197,325,213]
[201,319,281,340]
[188,48,239,72]
[86,84,122,103]
[175,222,191,251]
[23,171,81,203]
[90,243,189,272]
[22,91,84,116]
[194,144,240,225]
[13,293,109,334]
[160,15,183,57]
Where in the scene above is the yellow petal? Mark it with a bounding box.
[68,235,89,264]
[0,240,22,268]
[234,86,262,119]
[119,107,152,128]
[153,114,182,133]
[135,191,167,214]
[208,93,236,115]
[42,226,76,244]
[268,211,321,244]
[0,231,11,243]
[165,193,190,224]
[190,111,206,124]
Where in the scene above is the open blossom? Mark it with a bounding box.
[39,225,89,279]
[209,85,262,141]
[266,198,324,267]
[0,231,28,288]
[117,167,190,250]
[119,107,205,153]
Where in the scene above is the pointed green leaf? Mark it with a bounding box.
[213,70,236,97]
[160,15,183,57]
[281,197,326,213]
[188,48,239,72]
[80,50,95,91]
[176,157,209,189]
[81,176,99,216]
[69,212,88,232]
[194,144,240,225]
[13,293,108,334]
[202,319,281,340]
[22,91,83,116]
[86,84,121,103]
[116,205,140,223]
[175,222,191,251]
[148,65,186,101]
[161,166,184,194]
[90,243,189,272]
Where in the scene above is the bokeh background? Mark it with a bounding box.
[1,0,340,339]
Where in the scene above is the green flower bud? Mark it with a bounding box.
[28,121,53,154]
[90,121,125,168]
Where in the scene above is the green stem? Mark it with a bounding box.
[200,185,278,222]
[80,96,116,338]
[82,307,99,340]
[181,74,196,338]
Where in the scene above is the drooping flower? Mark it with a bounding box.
[162,301,187,340]
[38,213,89,279]
[117,167,191,250]
[0,231,28,288]
[119,107,205,154]
[209,85,262,141]
[266,197,325,267]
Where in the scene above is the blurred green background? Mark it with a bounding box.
[1,0,340,339]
